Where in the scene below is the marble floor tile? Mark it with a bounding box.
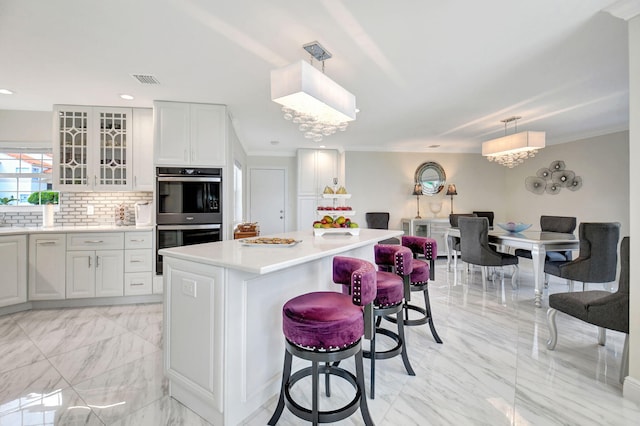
[72,351,166,425]
[47,331,160,385]
[0,359,69,417]
[1,259,639,425]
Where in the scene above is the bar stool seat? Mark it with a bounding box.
[384,236,443,344]
[268,256,376,426]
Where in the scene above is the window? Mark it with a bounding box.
[0,148,54,206]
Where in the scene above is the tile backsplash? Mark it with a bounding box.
[1,192,153,227]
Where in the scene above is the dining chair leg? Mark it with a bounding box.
[597,327,606,346]
[481,266,487,291]
[546,308,558,350]
[511,265,518,289]
[621,334,629,384]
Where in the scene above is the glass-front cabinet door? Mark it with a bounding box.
[54,106,132,191]
[56,106,91,189]
[95,108,130,189]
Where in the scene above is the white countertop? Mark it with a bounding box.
[159,228,403,275]
[0,224,155,236]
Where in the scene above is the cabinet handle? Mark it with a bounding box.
[37,241,58,245]
[85,240,104,244]
[184,149,188,161]
[94,176,97,186]
[96,256,100,267]
[134,176,137,187]
[88,256,91,268]
[130,282,145,286]
[130,239,144,242]
[130,259,142,263]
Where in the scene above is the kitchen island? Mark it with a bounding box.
[159,228,402,426]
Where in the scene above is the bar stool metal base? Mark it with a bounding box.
[268,339,374,425]
[384,283,443,344]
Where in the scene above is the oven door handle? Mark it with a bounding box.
[157,224,221,230]
[157,176,221,183]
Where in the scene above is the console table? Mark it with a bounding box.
[401,218,449,255]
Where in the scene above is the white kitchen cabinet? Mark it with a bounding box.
[132,108,154,191]
[0,235,27,307]
[154,101,227,166]
[28,234,66,300]
[297,148,339,229]
[297,149,338,196]
[53,105,134,191]
[124,231,153,295]
[66,233,124,299]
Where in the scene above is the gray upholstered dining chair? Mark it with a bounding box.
[448,213,477,270]
[472,211,494,227]
[366,212,400,245]
[547,236,629,384]
[515,215,577,262]
[544,222,620,291]
[458,216,519,290]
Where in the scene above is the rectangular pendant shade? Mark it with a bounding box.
[482,131,546,157]
[271,60,356,124]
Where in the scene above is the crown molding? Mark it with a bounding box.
[603,0,640,20]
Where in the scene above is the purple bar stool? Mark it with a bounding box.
[366,244,416,398]
[385,236,442,344]
[268,256,376,426]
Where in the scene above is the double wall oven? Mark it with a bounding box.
[156,167,222,275]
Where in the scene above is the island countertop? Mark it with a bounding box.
[158,228,403,275]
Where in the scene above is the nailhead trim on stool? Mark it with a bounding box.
[359,244,416,398]
[383,236,443,344]
[268,256,376,425]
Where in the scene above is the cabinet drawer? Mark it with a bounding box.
[125,231,153,249]
[124,272,153,296]
[67,233,124,251]
[124,249,152,272]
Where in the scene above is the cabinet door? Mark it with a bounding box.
[53,105,93,191]
[316,149,338,193]
[95,250,124,297]
[189,103,226,166]
[93,107,132,191]
[132,108,154,191]
[297,149,317,195]
[0,235,27,307]
[154,101,190,165]
[66,250,95,299]
[28,234,66,300]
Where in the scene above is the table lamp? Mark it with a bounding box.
[446,184,457,214]
[412,183,423,218]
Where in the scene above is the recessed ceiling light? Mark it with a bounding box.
[0,88,14,95]
[319,145,326,148]
[120,94,134,100]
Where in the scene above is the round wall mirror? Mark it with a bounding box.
[414,161,446,195]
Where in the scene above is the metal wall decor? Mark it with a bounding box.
[525,160,582,195]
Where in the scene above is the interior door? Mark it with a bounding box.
[249,168,286,236]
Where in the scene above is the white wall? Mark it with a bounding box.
[505,131,630,237]
[343,151,507,230]
[0,110,51,143]
[341,134,629,235]
[626,13,640,400]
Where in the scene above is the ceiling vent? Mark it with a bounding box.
[131,74,160,84]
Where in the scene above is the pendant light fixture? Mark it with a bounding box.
[482,116,545,168]
[271,41,356,142]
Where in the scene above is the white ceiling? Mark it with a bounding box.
[0,0,630,156]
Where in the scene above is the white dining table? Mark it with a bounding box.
[444,228,579,307]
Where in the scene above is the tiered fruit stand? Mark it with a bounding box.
[313,193,360,236]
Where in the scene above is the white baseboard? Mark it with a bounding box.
[623,375,640,404]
